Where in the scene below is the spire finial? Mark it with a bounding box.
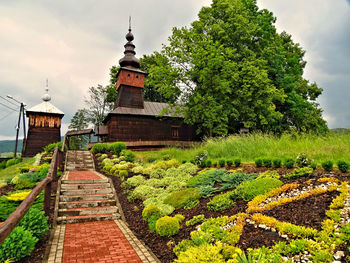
[129,16,131,32]
[42,79,51,102]
[45,79,49,92]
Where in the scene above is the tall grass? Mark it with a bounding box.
[0,158,35,187]
[136,133,350,164]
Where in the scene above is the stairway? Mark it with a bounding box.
[56,150,121,224]
[65,150,95,171]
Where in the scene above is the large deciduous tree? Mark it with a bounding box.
[143,0,328,136]
[68,109,89,149]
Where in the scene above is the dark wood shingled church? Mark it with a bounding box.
[95,27,199,148]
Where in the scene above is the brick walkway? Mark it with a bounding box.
[46,170,159,263]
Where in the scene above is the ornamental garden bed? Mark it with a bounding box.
[91,144,350,263]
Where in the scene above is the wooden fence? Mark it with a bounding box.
[0,146,64,244]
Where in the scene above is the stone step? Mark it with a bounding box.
[57,213,121,224]
[60,188,113,195]
[58,206,118,217]
[59,194,114,202]
[62,179,108,184]
[59,200,116,209]
[61,183,110,190]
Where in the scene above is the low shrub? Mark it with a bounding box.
[174,214,185,224]
[175,242,225,263]
[273,159,282,168]
[337,161,349,173]
[205,160,212,168]
[91,143,110,154]
[219,159,225,168]
[226,160,233,167]
[118,170,128,180]
[123,150,135,162]
[44,142,62,153]
[0,227,38,262]
[234,159,241,168]
[310,162,317,170]
[150,168,165,179]
[255,159,263,168]
[207,191,235,212]
[6,158,22,168]
[256,170,280,180]
[199,160,206,168]
[0,160,6,169]
[199,185,217,198]
[156,216,180,237]
[110,142,126,155]
[296,153,312,167]
[142,205,162,221]
[19,208,49,239]
[220,172,257,191]
[233,178,283,201]
[188,169,226,188]
[186,215,206,226]
[262,159,272,168]
[322,160,333,172]
[285,167,313,179]
[173,239,195,257]
[284,158,295,169]
[164,188,201,208]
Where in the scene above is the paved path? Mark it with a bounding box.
[46,158,158,263]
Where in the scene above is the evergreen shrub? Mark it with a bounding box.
[164,188,201,208]
[284,159,295,169]
[337,161,349,173]
[19,208,49,239]
[262,159,272,168]
[91,143,110,154]
[205,160,212,167]
[219,159,225,167]
[226,160,233,167]
[207,191,235,212]
[255,159,263,167]
[234,159,241,168]
[156,216,180,237]
[322,161,333,172]
[0,227,38,262]
[273,159,282,168]
[110,142,126,155]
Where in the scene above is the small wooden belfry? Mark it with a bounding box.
[22,86,64,157]
[96,24,198,147]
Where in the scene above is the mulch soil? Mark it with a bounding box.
[0,184,15,197]
[95,156,350,262]
[263,191,339,231]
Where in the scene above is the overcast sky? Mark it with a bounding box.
[0,0,349,140]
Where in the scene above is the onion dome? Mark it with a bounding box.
[119,28,140,69]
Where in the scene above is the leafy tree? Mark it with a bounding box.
[68,109,89,149]
[142,0,327,136]
[84,85,114,126]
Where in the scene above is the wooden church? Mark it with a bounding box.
[22,87,64,157]
[95,27,199,148]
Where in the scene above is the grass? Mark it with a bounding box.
[136,132,350,165]
[0,158,35,186]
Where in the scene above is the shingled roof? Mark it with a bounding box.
[108,101,182,118]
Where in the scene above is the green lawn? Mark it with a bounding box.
[136,132,350,165]
[0,158,35,187]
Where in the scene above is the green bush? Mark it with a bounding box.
[285,167,313,179]
[207,191,235,212]
[188,169,226,188]
[0,160,7,169]
[164,188,201,208]
[205,160,212,167]
[233,178,283,201]
[220,172,257,191]
[219,159,225,167]
[273,159,282,168]
[44,142,62,153]
[234,159,241,168]
[118,170,128,179]
[173,239,195,257]
[174,214,185,224]
[337,161,349,173]
[322,160,333,172]
[212,161,217,167]
[110,142,127,155]
[199,185,217,198]
[310,162,317,170]
[284,158,295,169]
[226,160,233,167]
[6,158,22,168]
[255,159,263,167]
[91,143,110,154]
[123,150,135,162]
[142,205,162,221]
[150,168,165,179]
[156,216,180,237]
[262,158,272,168]
[175,243,225,263]
[19,208,49,239]
[186,215,205,226]
[0,226,38,262]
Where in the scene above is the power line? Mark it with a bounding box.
[0,95,19,107]
[0,101,17,111]
[0,111,15,121]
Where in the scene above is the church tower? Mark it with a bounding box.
[114,24,147,109]
[22,84,64,157]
